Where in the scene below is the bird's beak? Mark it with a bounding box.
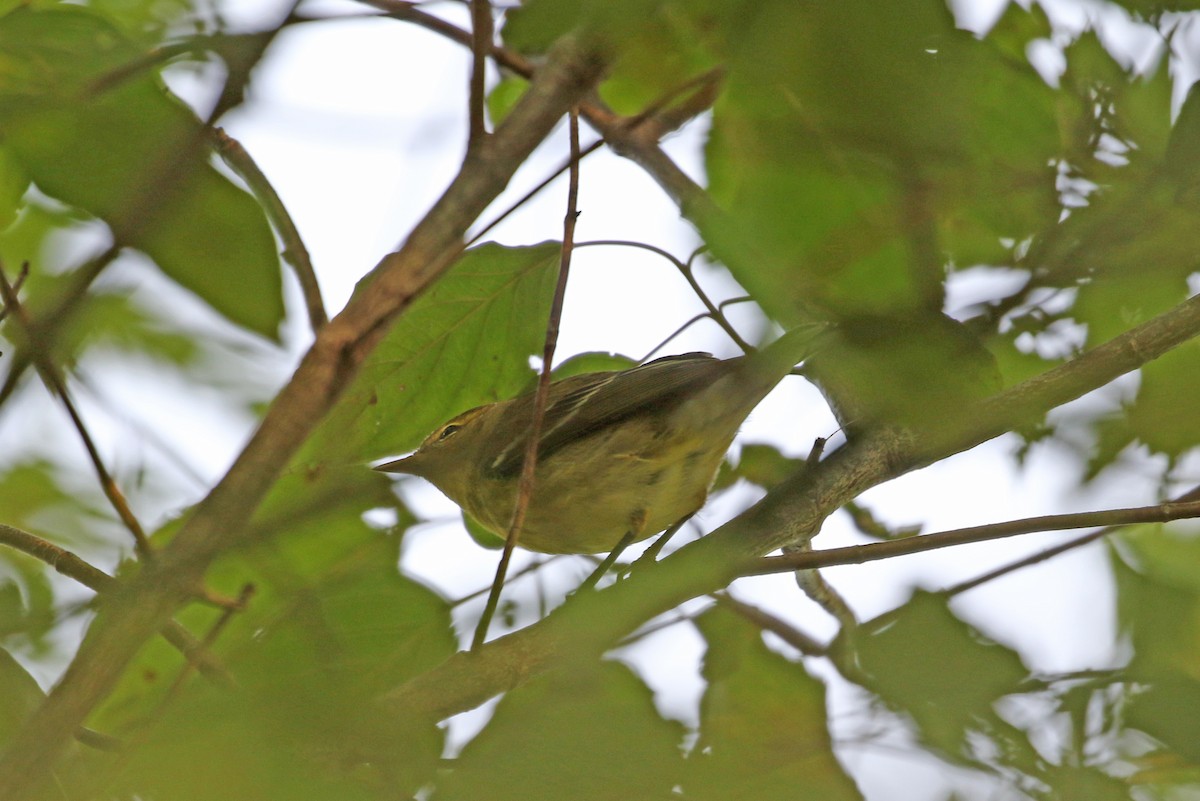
[373,454,418,474]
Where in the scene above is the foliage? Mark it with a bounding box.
[2,0,1200,800]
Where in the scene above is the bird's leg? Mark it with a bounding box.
[629,514,692,574]
[577,510,645,591]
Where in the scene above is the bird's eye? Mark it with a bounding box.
[437,424,461,441]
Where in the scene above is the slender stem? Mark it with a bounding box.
[745,500,1200,576]
[0,266,153,557]
[942,484,1200,598]
[468,0,494,149]
[473,108,582,650]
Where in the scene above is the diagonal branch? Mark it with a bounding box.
[0,38,606,801]
[0,267,153,557]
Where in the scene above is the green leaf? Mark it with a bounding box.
[0,7,283,339]
[0,145,28,230]
[0,648,43,748]
[308,241,562,464]
[439,660,685,801]
[704,0,1060,325]
[98,506,454,798]
[1126,342,1200,460]
[720,441,803,491]
[1111,529,1200,767]
[1113,525,1200,677]
[854,590,1028,753]
[486,74,527,127]
[688,605,860,800]
[549,350,637,379]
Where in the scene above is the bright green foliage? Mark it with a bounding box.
[309,241,562,464]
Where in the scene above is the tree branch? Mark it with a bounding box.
[0,524,232,685]
[744,500,1200,576]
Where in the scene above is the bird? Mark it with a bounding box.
[375,325,825,554]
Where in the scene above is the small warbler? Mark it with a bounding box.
[375,325,825,554]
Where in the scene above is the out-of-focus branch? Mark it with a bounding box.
[0,267,152,557]
[0,523,231,685]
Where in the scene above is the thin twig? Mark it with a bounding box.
[0,267,153,557]
[574,240,754,352]
[473,108,583,650]
[942,484,1200,598]
[468,0,494,149]
[467,138,604,246]
[161,584,255,703]
[715,593,827,656]
[0,261,28,324]
[451,555,562,607]
[212,128,327,332]
[0,247,120,411]
[370,0,736,266]
[745,500,1200,576]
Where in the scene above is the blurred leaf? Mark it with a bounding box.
[1164,80,1200,200]
[97,514,454,798]
[717,441,802,491]
[486,74,527,127]
[808,313,1001,431]
[1113,526,1200,680]
[3,267,201,367]
[549,350,637,380]
[0,551,55,649]
[1112,529,1200,770]
[842,500,922,540]
[688,605,860,800]
[308,241,561,464]
[0,648,43,748]
[0,6,283,339]
[90,0,192,41]
[0,460,113,552]
[1037,765,1136,801]
[1126,342,1200,460]
[1127,675,1200,765]
[505,0,719,117]
[463,510,505,549]
[704,0,1060,325]
[439,660,684,800]
[854,591,1028,754]
[0,145,28,230]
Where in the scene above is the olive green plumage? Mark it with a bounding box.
[375,326,824,554]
